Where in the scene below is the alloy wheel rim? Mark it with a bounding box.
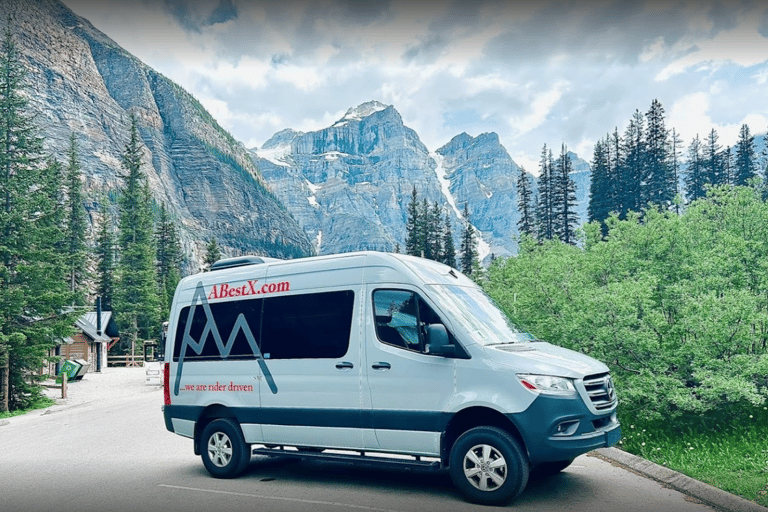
[463,443,508,491]
[207,432,234,468]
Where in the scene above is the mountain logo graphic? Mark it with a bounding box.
[173,281,278,396]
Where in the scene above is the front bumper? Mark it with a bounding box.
[507,393,621,465]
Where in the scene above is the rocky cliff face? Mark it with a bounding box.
[3,0,314,266]
[252,103,583,261]
[252,101,449,254]
[436,132,527,258]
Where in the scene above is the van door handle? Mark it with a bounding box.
[371,362,391,370]
[335,362,354,370]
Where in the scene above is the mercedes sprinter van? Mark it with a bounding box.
[162,251,620,505]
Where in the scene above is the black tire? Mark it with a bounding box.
[448,426,529,506]
[532,459,573,478]
[200,418,250,478]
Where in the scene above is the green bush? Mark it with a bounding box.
[484,185,768,425]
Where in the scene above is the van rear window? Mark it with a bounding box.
[261,290,354,359]
[173,290,354,361]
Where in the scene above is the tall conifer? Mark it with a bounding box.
[553,144,578,245]
[621,110,645,215]
[64,133,88,305]
[516,167,534,236]
[734,124,757,186]
[155,203,182,318]
[588,137,612,234]
[669,128,683,214]
[116,115,159,349]
[203,238,221,270]
[459,203,479,275]
[95,210,116,311]
[441,212,457,268]
[536,145,555,240]
[685,135,706,202]
[644,99,673,208]
[0,25,70,410]
[405,187,420,257]
[704,128,726,187]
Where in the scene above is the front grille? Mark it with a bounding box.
[583,373,617,411]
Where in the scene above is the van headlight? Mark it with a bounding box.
[517,374,576,396]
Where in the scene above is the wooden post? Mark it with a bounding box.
[0,345,8,413]
[61,371,67,399]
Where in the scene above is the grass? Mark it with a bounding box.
[619,406,768,508]
[0,395,55,420]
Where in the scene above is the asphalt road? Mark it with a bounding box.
[0,368,720,512]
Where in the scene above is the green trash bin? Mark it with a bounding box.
[58,360,82,381]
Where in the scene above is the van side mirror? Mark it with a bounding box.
[426,324,455,357]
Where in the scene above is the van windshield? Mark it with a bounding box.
[428,284,536,345]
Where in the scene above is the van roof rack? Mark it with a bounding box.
[210,255,271,271]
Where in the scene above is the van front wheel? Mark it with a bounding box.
[200,418,250,478]
[448,426,529,506]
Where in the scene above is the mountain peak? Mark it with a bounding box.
[261,128,302,150]
[332,100,390,127]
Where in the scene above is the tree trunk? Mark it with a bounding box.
[0,345,8,413]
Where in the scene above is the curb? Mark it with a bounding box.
[593,447,768,512]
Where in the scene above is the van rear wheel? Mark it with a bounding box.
[200,418,250,478]
[448,426,529,506]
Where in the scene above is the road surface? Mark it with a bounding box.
[0,368,718,512]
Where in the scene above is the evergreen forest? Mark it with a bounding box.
[0,28,183,412]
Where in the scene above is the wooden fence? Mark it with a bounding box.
[107,354,144,367]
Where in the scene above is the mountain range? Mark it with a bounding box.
[4,0,314,269]
[251,101,591,261]
[7,1,591,267]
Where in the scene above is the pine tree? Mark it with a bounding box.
[669,128,683,214]
[405,187,420,257]
[644,99,674,208]
[441,212,457,268]
[116,115,159,352]
[685,135,706,202]
[588,137,612,234]
[459,203,479,275]
[723,146,734,185]
[64,133,89,305]
[536,145,555,240]
[204,238,222,269]
[428,202,443,262]
[734,124,757,186]
[0,25,70,410]
[417,198,434,259]
[516,167,534,236]
[155,203,182,318]
[609,128,623,216]
[704,128,726,187]
[621,110,645,215]
[553,144,578,245]
[95,210,116,311]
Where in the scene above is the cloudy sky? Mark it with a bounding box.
[62,0,768,172]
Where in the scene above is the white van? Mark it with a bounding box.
[162,251,620,505]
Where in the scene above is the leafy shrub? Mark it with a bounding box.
[484,185,768,425]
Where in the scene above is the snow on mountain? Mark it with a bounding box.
[251,102,593,260]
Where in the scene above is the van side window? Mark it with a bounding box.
[173,297,263,362]
[373,289,444,354]
[261,290,355,359]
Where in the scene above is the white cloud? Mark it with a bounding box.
[508,80,570,137]
[668,92,712,142]
[62,0,768,170]
[657,12,768,81]
[669,93,768,148]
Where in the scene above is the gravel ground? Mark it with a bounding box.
[41,366,161,409]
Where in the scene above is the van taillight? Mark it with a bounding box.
[163,362,171,405]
